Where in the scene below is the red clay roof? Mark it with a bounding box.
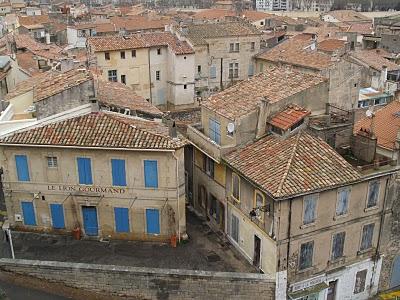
[269,104,310,131]
[18,15,50,26]
[0,112,185,150]
[351,49,400,72]
[317,39,346,52]
[224,131,361,199]
[354,100,400,150]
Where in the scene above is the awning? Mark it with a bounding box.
[288,282,329,299]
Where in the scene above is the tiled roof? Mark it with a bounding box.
[5,72,49,100]
[269,104,310,130]
[0,112,185,150]
[184,21,261,46]
[256,34,334,71]
[203,67,326,120]
[325,10,370,23]
[18,15,50,26]
[88,32,194,55]
[96,79,163,117]
[192,9,235,20]
[224,131,361,199]
[354,100,400,150]
[347,22,373,35]
[15,52,41,76]
[317,39,346,52]
[13,34,64,60]
[351,49,400,72]
[303,26,343,41]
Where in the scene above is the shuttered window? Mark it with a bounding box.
[144,160,158,188]
[336,187,350,216]
[231,214,239,243]
[114,207,129,233]
[360,223,374,251]
[299,241,314,270]
[77,157,93,185]
[367,180,380,208]
[111,159,126,187]
[15,155,30,181]
[331,232,345,260]
[354,269,367,294]
[248,63,254,77]
[210,65,217,79]
[232,173,240,202]
[209,118,221,145]
[303,194,317,225]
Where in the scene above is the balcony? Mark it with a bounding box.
[187,124,234,162]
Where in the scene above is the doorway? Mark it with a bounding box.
[82,206,98,236]
[253,235,261,268]
[327,280,337,300]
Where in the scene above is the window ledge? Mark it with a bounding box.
[357,248,373,256]
[364,206,379,213]
[300,222,316,229]
[333,214,348,221]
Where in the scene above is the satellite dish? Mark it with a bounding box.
[366,109,374,118]
[227,123,235,134]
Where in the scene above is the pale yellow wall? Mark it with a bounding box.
[8,90,34,114]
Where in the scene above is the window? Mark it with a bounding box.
[303,194,317,225]
[232,173,240,202]
[210,65,217,79]
[209,118,221,144]
[254,191,266,220]
[299,241,314,270]
[114,207,129,233]
[374,97,387,106]
[157,48,161,55]
[209,195,220,223]
[354,269,368,294]
[336,187,350,216]
[104,52,110,60]
[229,42,239,52]
[120,51,125,59]
[367,180,380,208]
[248,64,254,77]
[251,42,255,50]
[131,50,136,57]
[197,65,201,73]
[77,157,93,185]
[121,75,126,84]
[231,214,239,243]
[144,160,158,188]
[290,119,304,131]
[155,70,160,81]
[203,156,214,178]
[331,232,345,260]
[108,70,117,82]
[183,84,187,89]
[111,159,126,187]
[229,63,239,79]
[15,155,30,181]
[47,156,58,168]
[360,223,374,251]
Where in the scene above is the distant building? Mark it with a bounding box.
[256,0,289,11]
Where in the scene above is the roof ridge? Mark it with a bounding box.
[276,131,302,197]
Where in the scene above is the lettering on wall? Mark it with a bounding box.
[47,185,126,194]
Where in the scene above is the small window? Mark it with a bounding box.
[367,180,380,208]
[156,70,160,81]
[354,269,368,294]
[121,75,126,84]
[183,56,186,59]
[254,191,266,220]
[108,70,117,82]
[209,194,220,223]
[183,84,187,89]
[229,43,234,52]
[197,65,201,73]
[120,51,125,59]
[209,118,221,144]
[303,194,317,225]
[47,156,58,168]
[336,187,350,216]
[105,52,110,60]
[360,223,374,251]
[331,232,345,260]
[231,214,239,242]
[228,63,239,79]
[131,50,136,57]
[203,155,214,178]
[235,42,240,52]
[251,42,255,50]
[232,173,240,202]
[157,48,161,55]
[299,241,314,270]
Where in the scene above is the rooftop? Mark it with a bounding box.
[88,32,194,55]
[324,10,371,23]
[224,131,361,199]
[183,21,261,46]
[317,39,347,53]
[203,67,326,120]
[0,112,185,150]
[354,99,400,151]
[268,104,310,131]
[350,49,400,72]
[192,9,274,22]
[256,34,334,71]
[18,15,50,26]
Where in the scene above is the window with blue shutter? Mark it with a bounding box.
[144,160,158,188]
[248,64,254,77]
[111,159,126,186]
[209,118,221,145]
[50,204,65,229]
[210,65,217,79]
[15,155,30,181]
[114,207,130,233]
[77,157,93,185]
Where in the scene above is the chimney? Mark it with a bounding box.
[380,65,388,90]
[169,121,177,138]
[255,97,270,139]
[45,32,50,45]
[90,98,99,113]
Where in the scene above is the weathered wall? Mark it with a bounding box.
[0,259,276,300]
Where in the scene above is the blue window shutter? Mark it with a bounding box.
[111,159,126,186]
[210,65,217,79]
[114,207,129,232]
[157,89,165,104]
[21,201,36,225]
[50,204,65,229]
[77,158,93,184]
[209,118,221,144]
[144,160,158,188]
[15,155,30,181]
[248,64,254,77]
[146,208,160,234]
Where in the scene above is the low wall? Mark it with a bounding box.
[0,258,275,300]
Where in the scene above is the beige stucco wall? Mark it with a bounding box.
[8,90,34,115]
[1,145,186,241]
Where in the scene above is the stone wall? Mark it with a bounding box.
[0,258,275,300]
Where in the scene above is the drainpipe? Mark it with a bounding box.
[148,48,153,104]
[173,150,181,243]
[286,198,293,292]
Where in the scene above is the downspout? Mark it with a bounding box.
[173,150,181,243]
[148,48,152,104]
[286,198,293,291]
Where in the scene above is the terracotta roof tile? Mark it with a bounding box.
[354,100,400,150]
[351,49,400,72]
[0,112,185,150]
[203,66,326,120]
[317,39,346,52]
[18,15,50,26]
[269,104,310,130]
[224,131,361,199]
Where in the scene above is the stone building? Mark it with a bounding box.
[87,32,196,110]
[0,110,187,241]
[174,21,262,99]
